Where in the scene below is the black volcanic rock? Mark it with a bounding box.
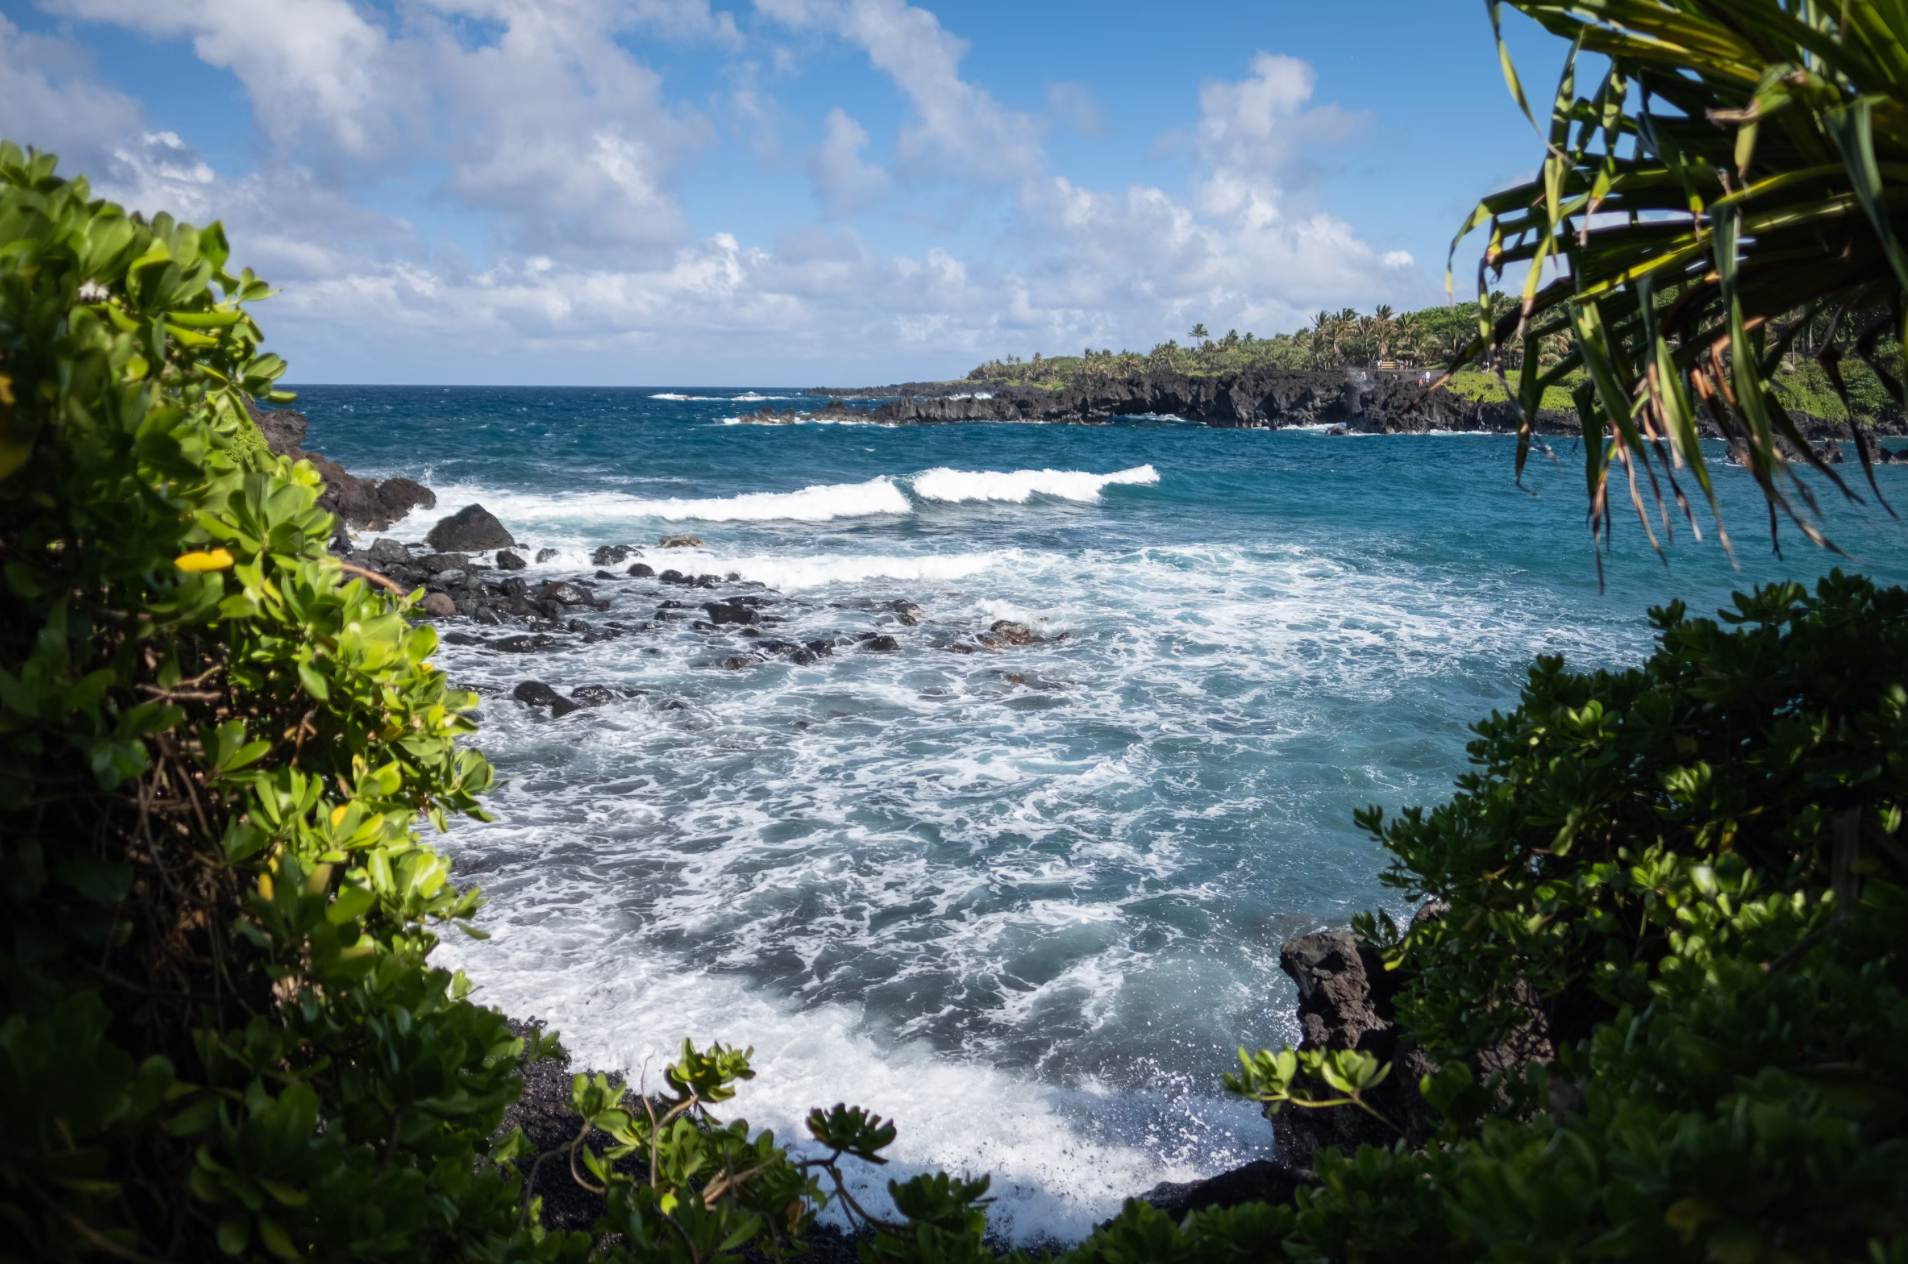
[513,680,579,717]
[427,504,516,552]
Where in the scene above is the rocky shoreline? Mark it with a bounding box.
[751,367,1908,440]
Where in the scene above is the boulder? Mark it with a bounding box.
[536,548,561,563]
[890,600,925,626]
[538,581,593,606]
[703,601,758,625]
[659,534,703,548]
[590,544,636,566]
[496,550,527,570]
[420,553,470,574]
[428,504,516,552]
[659,569,686,584]
[376,477,436,522]
[367,537,411,567]
[432,569,468,587]
[420,592,457,618]
[570,685,616,708]
[628,562,656,578]
[862,634,900,652]
[512,680,579,717]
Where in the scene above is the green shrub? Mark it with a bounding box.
[1209,573,1908,1262]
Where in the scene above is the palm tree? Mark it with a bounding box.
[1452,0,1908,560]
[1373,305,1396,363]
[1189,323,1210,344]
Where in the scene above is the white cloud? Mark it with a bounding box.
[43,0,721,259]
[0,13,148,172]
[756,0,1043,183]
[5,8,1429,382]
[49,0,405,159]
[806,107,890,216]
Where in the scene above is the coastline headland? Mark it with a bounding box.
[753,366,1899,438]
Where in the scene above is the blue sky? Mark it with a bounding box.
[0,0,1568,385]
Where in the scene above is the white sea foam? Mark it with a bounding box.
[720,550,1007,590]
[626,477,910,522]
[423,477,909,529]
[441,945,1267,1243]
[911,465,1159,504]
[650,392,794,402]
[425,526,1660,1243]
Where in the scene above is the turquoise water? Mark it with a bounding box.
[296,384,1908,1238]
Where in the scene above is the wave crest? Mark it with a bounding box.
[627,477,910,523]
[911,465,1159,504]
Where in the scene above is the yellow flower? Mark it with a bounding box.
[175,548,236,572]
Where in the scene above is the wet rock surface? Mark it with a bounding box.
[427,504,517,552]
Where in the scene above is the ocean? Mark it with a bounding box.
[294,384,1908,1241]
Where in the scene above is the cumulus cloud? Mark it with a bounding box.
[756,0,1043,183]
[0,13,148,173]
[42,0,722,259]
[5,5,1427,382]
[806,108,891,216]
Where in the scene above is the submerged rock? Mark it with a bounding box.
[513,680,579,717]
[659,534,703,548]
[628,562,656,577]
[591,544,637,566]
[986,620,1034,646]
[536,547,561,563]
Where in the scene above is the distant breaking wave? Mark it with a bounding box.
[912,465,1159,504]
[651,392,793,402]
[422,466,1158,530]
[623,477,911,522]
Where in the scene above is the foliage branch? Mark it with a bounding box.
[1449,0,1908,563]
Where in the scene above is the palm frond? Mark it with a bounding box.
[1455,0,1908,565]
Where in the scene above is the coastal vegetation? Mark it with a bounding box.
[7,1,1908,1263]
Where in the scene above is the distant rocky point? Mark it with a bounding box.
[783,367,1903,438]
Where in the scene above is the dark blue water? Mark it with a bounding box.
[294,384,1908,1237]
